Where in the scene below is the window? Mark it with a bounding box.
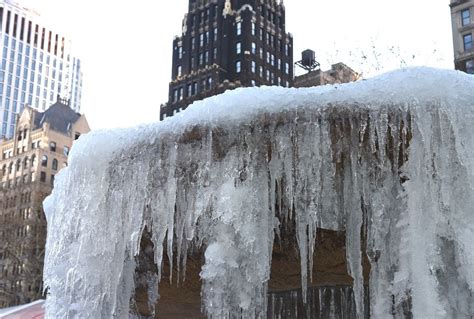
[252,42,256,54]
[173,89,178,102]
[63,146,69,156]
[49,141,56,152]
[252,22,256,36]
[40,171,46,182]
[200,33,204,47]
[285,62,290,74]
[178,46,183,59]
[462,9,471,26]
[252,61,256,73]
[467,60,474,74]
[16,159,20,171]
[187,83,192,97]
[259,66,263,78]
[236,42,241,54]
[50,174,55,186]
[464,33,473,51]
[207,77,213,89]
[75,133,81,140]
[236,22,241,36]
[41,155,48,167]
[213,28,218,41]
[236,60,241,73]
[177,65,182,77]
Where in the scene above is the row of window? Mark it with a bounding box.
[2,193,31,209]
[236,59,290,75]
[239,21,291,56]
[189,5,218,27]
[259,4,284,29]
[172,76,213,102]
[0,7,67,58]
[2,140,69,159]
[1,154,62,177]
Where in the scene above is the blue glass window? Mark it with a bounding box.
[464,33,473,51]
[235,60,241,73]
[462,9,471,26]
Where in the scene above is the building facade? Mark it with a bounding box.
[450,0,474,74]
[160,0,293,120]
[293,62,360,88]
[0,98,89,307]
[0,0,83,139]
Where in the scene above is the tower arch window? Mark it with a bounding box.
[41,155,48,167]
[52,159,58,171]
[463,33,473,51]
[462,9,471,26]
[49,142,56,152]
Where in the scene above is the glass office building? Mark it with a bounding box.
[0,0,82,138]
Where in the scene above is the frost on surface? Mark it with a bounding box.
[43,68,474,318]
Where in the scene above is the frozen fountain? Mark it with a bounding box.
[43,68,474,318]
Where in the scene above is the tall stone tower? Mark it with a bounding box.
[160,0,294,120]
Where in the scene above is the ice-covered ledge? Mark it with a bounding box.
[44,68,474,318]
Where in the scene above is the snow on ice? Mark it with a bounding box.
[43,68,474,318]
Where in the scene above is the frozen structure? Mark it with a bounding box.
[43,68,474,318]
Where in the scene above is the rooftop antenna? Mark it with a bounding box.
[295,49,320,72]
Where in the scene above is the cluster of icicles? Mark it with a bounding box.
[43,68,474,318]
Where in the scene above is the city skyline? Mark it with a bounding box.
[0,0,82,138]
[27,0,454,130]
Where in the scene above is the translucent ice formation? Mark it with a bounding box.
[43,68,474,318]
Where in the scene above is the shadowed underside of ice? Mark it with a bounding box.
[43,67,474,318]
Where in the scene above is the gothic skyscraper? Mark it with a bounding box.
[160,0,293,120]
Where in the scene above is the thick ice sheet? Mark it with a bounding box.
[43,68,474,318]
